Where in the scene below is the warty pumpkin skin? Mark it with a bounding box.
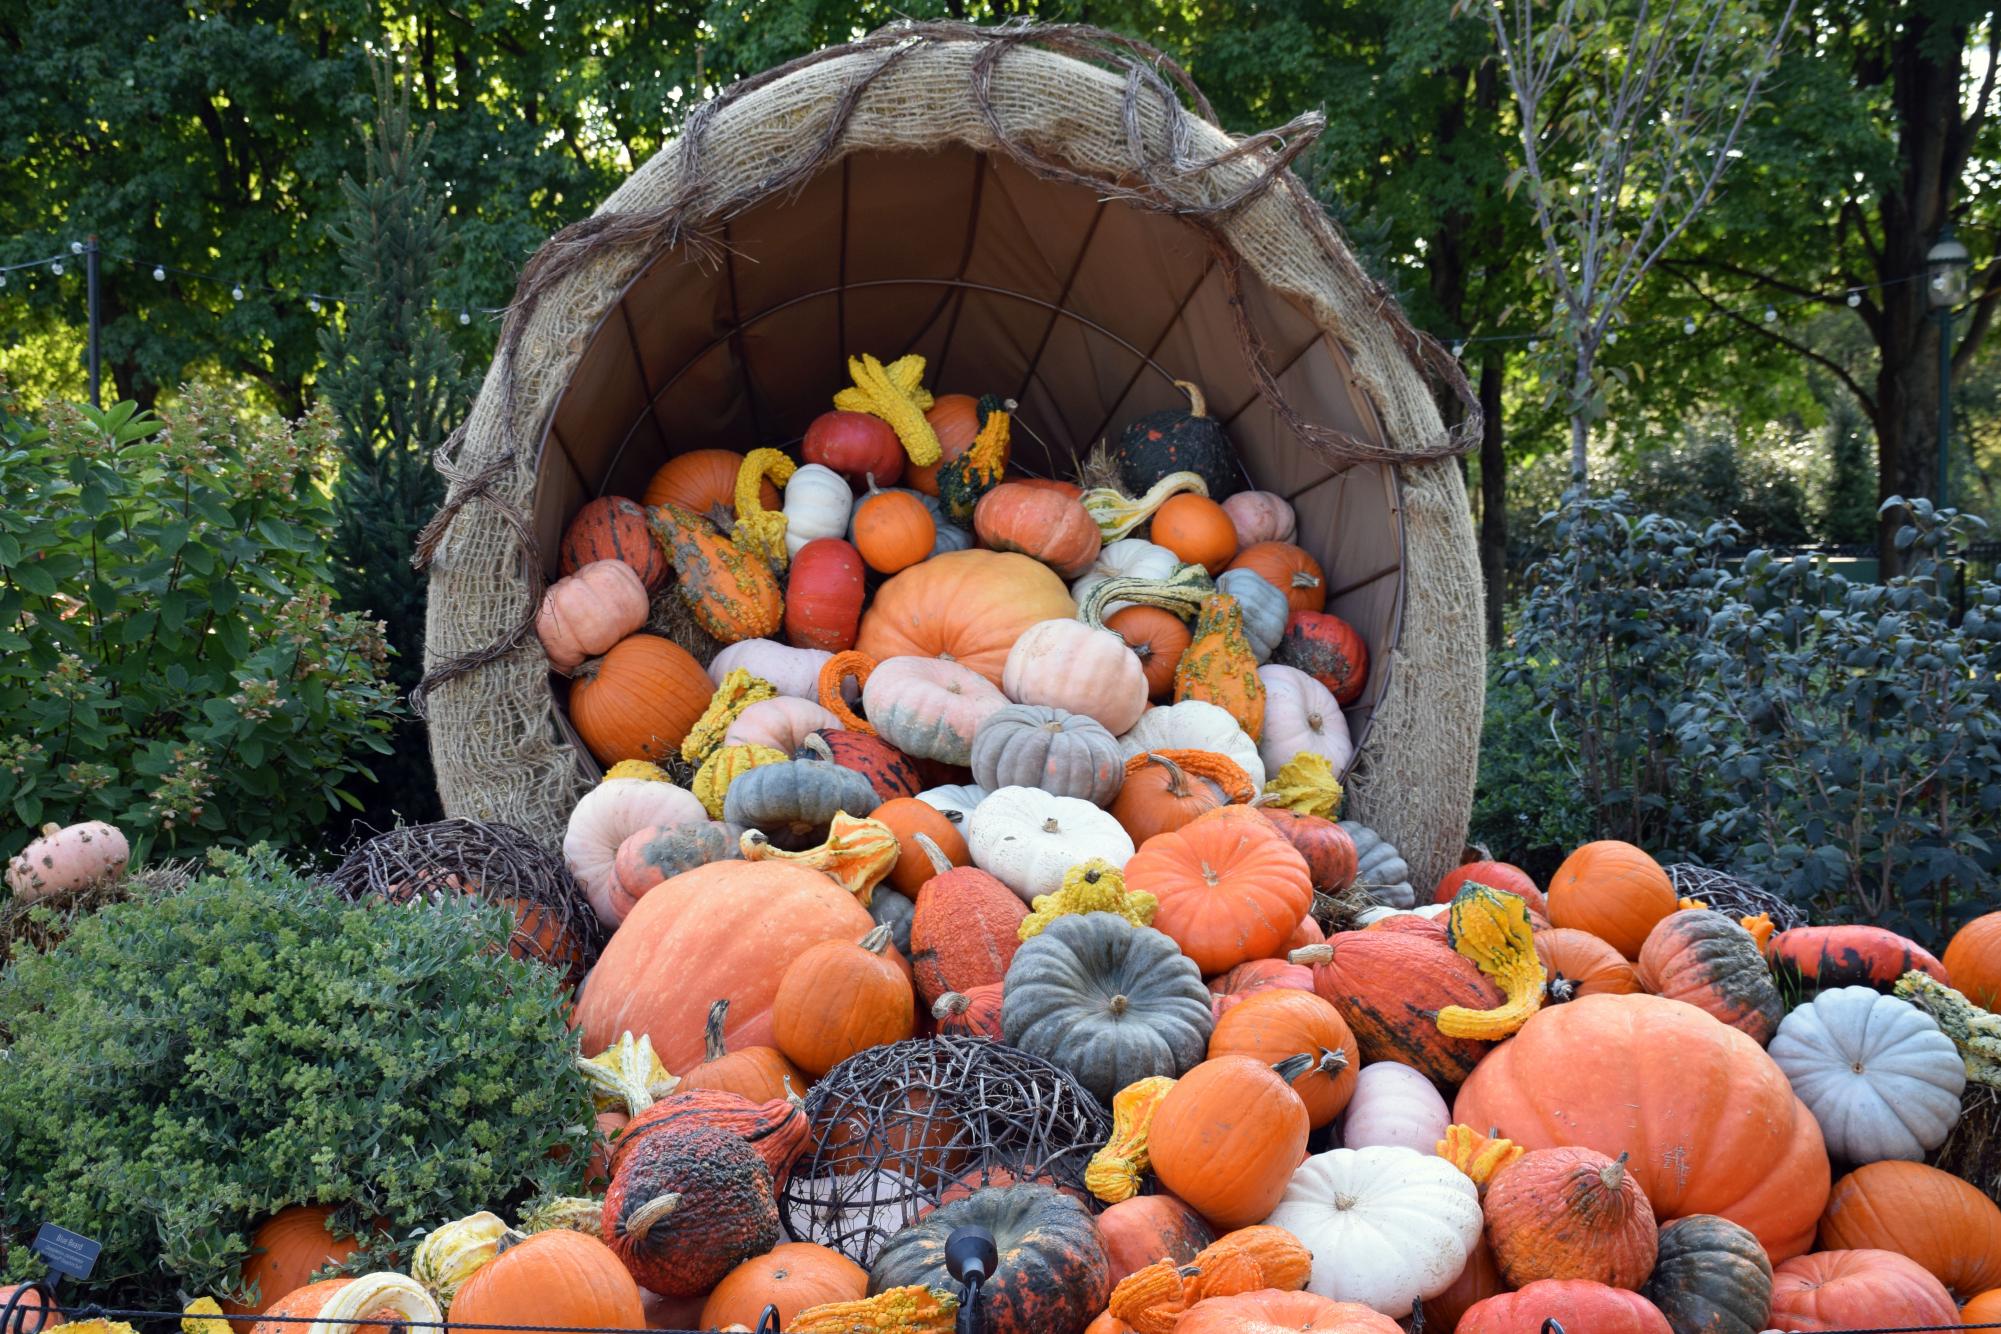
[1766,924,1950,994]
[568,635,714,766]
[1206,987,1357,1128]
[1546,840,1678,960]
[1816,1159,2001,1301]
[1148,1054,1311,1231]
[857,549,1078,687]
[1766,1249,1960,1333]
[1173,593,1266,741]
[1459,1281,1673,1334]
[908,835,1029,1005]
[577,858,876,1070]
[1637,910,1785,1045]
[1288,931,1505,1086]
[1535,927,1642,1002]
[602,1123,782,1296]
[701,1242,869,1331]
[616,1088,812,1191]
[1113,381,1243,502]
[1093,1195,1218,1287]
[1944,910,2001,1009]
[1001,912,1213,1104]
[450,1230,646,1334]
[1483,1146,1659,1290]
[1453,992,1831,1263]
[648,502,785,644]
[1640,1215,1774,1334]
[870,1186,1111,1334]
[1126,807,1313,975]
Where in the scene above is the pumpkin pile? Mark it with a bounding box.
[164,355,2001,1334]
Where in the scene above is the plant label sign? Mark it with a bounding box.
[31,1224,100,1281]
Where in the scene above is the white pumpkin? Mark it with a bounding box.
[707,639,833,699]
[1352,904,1449,927]
[1117,699,1266,788]
[1001,619,1149,735]
[1217,568,1289,662]
[724,696,845,753]
[565,778,707,926]
[1070,538,1183,616]
[1339,1061,1451,1152]
[1340,821,1415,909]
[783,462,855,557]
[5,819,129,900]
[1768,986,1965,1163]
[1257,664,1354,776]
[1263,1145,1483,1315]
[967,785,1135,901]
[916,783,989,827]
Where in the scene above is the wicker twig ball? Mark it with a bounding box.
[326,818,602,984]
[778,1036,1112,1265]
[1664,864,1807,932]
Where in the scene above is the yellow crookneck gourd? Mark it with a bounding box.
[740,812,900,906]
[1172,592,1265,741]
[789,1286,959,1334]
[731,448,798,570]
[1435,1123,1526,1191]
[692,742,788,819]
[603,759,673,783]
[1436,883,1547,1040]
[835,354,942,467]
[935,397,1015,526]
[1084,1074,1177,1203]
[682,669,779,765]
[517,1195,606,1237]
[578,1030,679,1116]
[1081,469,1209,542]
[1259,751,1344,819]
[1018,860,1157,941]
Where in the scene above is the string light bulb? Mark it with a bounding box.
[49,260,63,276]
[1847,291,1861,307]
[307,295,321,313]
[231,283,245,301]
[1684,317,1697,335]
[458,308,472,325]
[1527,338,1540,352]
[152,265,166,281]
[1452,341,1465,358]
[1763,306,1777,323]
[69,241,84,255]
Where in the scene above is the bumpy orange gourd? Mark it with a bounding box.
[1484,1146,1659,1290]
[1173,593,1265,741]
[789,1285,958,1334]
[648,501,784,643]
[1085,1076,1178,1204]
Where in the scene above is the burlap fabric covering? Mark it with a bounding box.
[417,21,1486,890]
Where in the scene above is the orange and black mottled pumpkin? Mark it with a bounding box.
[561,496,671,591]
[1276,610,1369,706]
[1112,380,1242,501]
[1639,1215,1774,1334]
[1766,924,1949,993]
[806,730,923,804]
[869,1185,1111,1334]
[1094,1195,1217,1287]
[602,1123,780,1297]
[1637,910,1784,1044]
[1290,931,1504,1085]
[615,1088,811,1188]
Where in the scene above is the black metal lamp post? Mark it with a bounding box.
[1927,222,1972,508]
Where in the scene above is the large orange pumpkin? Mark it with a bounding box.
[1148,1055,1310,1231]
[973,483,1103,579]
[1459,1281,1672,1334]
[451,1229,646,1334]
[1963,1289,2001,1324]
[568,635,713,766]
[700,1243,867,1330]
[1094,1195,1217,1287]
[1534,928,1642,1002]
[644,449,778,513]
[1944,911,2001,1009]
[1206,987,1357,1128]
[1454,992,1830,1262]
[857,549,1077,686]
[576,858,876,1070]
[226,1205,368,1316]
[1178,1291,1401,1334]
[1290,930,1504,1085]
[1546,841,1677,959]
[1125,806,1313,975]
[1766,1249,1960,1333]
[1817,1160,2001,1301]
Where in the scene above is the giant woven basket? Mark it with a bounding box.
[418,22,1485,889]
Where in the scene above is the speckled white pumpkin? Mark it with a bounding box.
[967,785,1135,901]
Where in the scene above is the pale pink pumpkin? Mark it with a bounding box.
[1000,618,1150,735]
[537,560,649,675]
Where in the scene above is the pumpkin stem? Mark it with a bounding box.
[1040,817,1062,834]
[933,992,969,1020]
[784,1077,806,1108]
[702,501,734,533]
[490,1228,532,1258]
[625,1192,683,1239]
[1599,1152,1629,1191]
[1109,994,1130,1016]
[1291,571,1321,589]
[703,999,731,1062]
[858,923,894,954]
[1173,379,1208,418]
[1546,974,1577,1003]
[1144,751,1191,799]
[1314,1046,1349,1075]
[1289,944,1334,966]
[740,829,774,858]
[1271,1052,1315,1083]
[912,831,954,878]
[798,732,835,763]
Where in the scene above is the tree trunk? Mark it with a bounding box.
[1478,353,1508,645]
[1874,308,1942,574]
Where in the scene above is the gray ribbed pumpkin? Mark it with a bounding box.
[970,705,1124,807]
[1001,912,1212,1102]
[723,754,880,848]
[1216,567,1288,662]
[1340,819,1414,908]
[1640,1215,1774,1334]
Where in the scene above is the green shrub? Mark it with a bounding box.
[0,848,592,1308]
[1470,668,1595,886]
[0,385,400,862]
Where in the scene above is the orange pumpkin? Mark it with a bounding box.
[1109,750,1254,845]
[1535,928,1642,1002]
[1546,840,1677,959]
[804,411,905,488]
[700,1243,868,1330]
[1483,1147,1659,1289]
[1290,929,1503,1085]
[1423,1235,1507,1334]
[1226,542,1325,615]
[1435,861,1546,917]
[1766,924,1951,993]
[561,495,671,591]
[771,924,916,1077]
[1817,1160,2001,1301]
[588,1109,630,1187]
[1962,1289,2001,1324]
[1767,1249,1960,1333]
[1206,988,1357,1128]
[248,1280,359,1334]
[1454,992,1831,1262]
[1106,605,1192,700]
[857,549,1077,687]
[1125,807,1311,975]
[226,1205,368,1316]
[644,448,778,514]
[568,634,713,766]
[908,839,1027,1005]
[0,1287,59,1334]
[1257,809,1359,894]
[1148,1054,1310,1231]
[538,560,650,675]
[1178,1292,1400,1334]
[1276,610,1369,706]
[1095,1195,1217,1287]
[1207,957,1317,1019]
[1944,911,2001,1009]
[872,797,971,897]
[852,481,937,575]
[1459,1281,1671,1334]
[785,538,868,653]
[1150,494,1238,575]
[931,983,1005,1039]
[907,394,983,496]
[973,482,1103,579]
[453,1230,646,1334]
[680,998,808,1104]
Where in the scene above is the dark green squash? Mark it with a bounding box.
[1000,912,1212,1102]
[1640,1214,1775,1334]
[869,1185,1109,1334]
[1112,380,1242,501]
[722,746,881,848]
[601,1123,780,1297]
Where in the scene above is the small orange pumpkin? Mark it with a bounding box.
[973,482,1103,579]
[681,998,809,1104]
[537,560,650,675]
[568,634,714,765]
[1148,1054,1310,1230]
[645,449,779,514]
[771,924,916,1077]
[852,479,937,575]
[1149,494,1239,574]
[872,796,971,897]
[1206,987,1357,1128]
[908,394,983,496]
[561,495,670,591]
[1226,542,1325,614]
[1946,911,2001,1010]
[700,1243,868,1331]
[1483,1146,1659,1289]
[1109,750,1255,846]
[1106,606,1192,700]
